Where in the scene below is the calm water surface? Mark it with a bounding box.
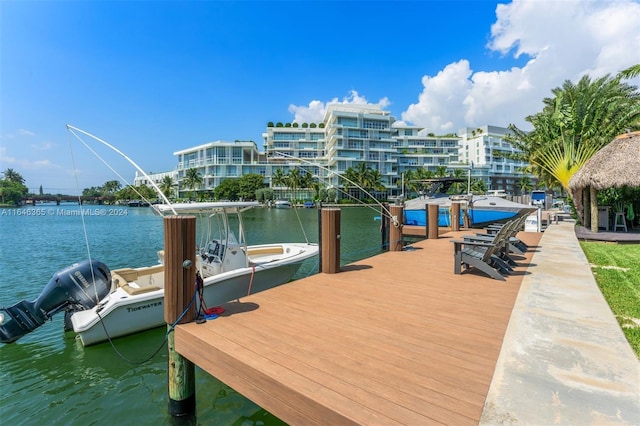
[0,204,385,425]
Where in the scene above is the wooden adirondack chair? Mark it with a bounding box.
[450,224,512,281]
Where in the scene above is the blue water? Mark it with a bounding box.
[0,204,385,425]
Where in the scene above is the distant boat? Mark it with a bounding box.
[485,190,508,198]
[274,200,292,209]
[127,200,149,207]
[404,178,535,228]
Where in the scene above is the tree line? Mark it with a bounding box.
[0,169,28,206]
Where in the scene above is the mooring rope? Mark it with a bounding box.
[67,131,99,305]
[291,204,310,244]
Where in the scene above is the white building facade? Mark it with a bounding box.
[140,106,534,199]
[456,125,533,194]
[173,140,265,198]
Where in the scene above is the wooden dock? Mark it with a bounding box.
[175,230,541,425]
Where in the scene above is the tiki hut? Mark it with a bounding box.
[569,131,640,232]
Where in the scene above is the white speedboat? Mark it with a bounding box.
[0,202,318,346]
[274,199,292,208]
[404,178,535,228]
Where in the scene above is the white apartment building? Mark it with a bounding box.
[393,125,460,177]
[262,124,326,199]
[322,104,397,196]
[173,140,265,198]
[455,125,532,194]
[140,106,533,199]
[133,170,179,196]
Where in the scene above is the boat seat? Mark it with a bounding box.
[113,265,164,282]
[121,284,161,295]
[111,272,129,289]
[111,271,161,295]
[247,246,284,257]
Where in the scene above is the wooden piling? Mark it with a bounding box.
[381,203,389,251]
[164,215,197,417]
[321,208,341,274]
[388,205,404,251]
[463,205,471,229]
[317,204,323,273]
[428,204,439,239]
[451,202,460,231]
[590,186,598,232]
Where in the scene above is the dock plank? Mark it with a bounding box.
[176,230,541,425]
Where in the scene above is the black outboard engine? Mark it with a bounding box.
[0,260,111,344]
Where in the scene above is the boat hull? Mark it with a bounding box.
[71,245,317,346]
[404,196,535,228]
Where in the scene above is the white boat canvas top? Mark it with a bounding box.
[405,195,533,212]
[154,201,260,215]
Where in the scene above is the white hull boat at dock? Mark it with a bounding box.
[0,202,318,346]
[71,242,314,346]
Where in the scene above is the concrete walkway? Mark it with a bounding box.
[481,221,640,425]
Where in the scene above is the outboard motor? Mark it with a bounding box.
[0,260,111,344]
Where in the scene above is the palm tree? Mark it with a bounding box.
[509,73,640,192]
[399,170,416,197]
[159,175,177,199]
[434,165,448,178]
[341,166,360,200]
[2,168,25,185]
[299,169,314,200]
[470,178,487,194]
[367,168,385,198]
[102,180,122,194]
[288,168,302,202]
[618,63,640,80]
[271,168,287,188]
[182,168,203,200]
[518,176,533,195]
[450,169,466,194]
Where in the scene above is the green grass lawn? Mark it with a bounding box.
[580,242,640,358]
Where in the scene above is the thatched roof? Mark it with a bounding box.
[569,131,640,190]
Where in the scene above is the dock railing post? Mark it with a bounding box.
[164,215,197,418]
[381,203,389,251]
[321,208,340,273]
[428,204,439,239]
[317,203,323,273]
[451,202,460,232]
[388,205,404,251]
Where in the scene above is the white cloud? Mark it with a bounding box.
[402,60,473,133]
[402,0,640,133]
[0,156,56,170]
[1,129,37,140]
[31,142,56,151]
[18,129,36,137]
[288,90,391,123]
[288,100,326,124]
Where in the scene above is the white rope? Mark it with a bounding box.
[66,125,176,215]
[67,130,153,207]
[291,203,310,244]
[67,131,100,303]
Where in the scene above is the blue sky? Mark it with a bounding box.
[1,0,639,194]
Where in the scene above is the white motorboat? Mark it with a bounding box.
[404,178,535,228]
[274,199,292,208]
[0,201,318,346]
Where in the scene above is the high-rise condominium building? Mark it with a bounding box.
[139,105,533,199]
